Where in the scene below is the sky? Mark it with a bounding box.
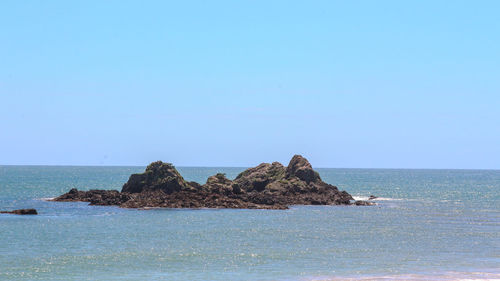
[0,0,499,168]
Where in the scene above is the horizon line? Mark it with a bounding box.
[0,163,498,171]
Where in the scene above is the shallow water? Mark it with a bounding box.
[0,166,499,280]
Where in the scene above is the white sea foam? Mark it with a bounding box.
[36,197,55,201]
[352,196,403,201]
[352,196,369,201]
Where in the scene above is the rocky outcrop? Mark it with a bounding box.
[121,161,190,193]
[53,155,372,209]
[54,188,131,206]
[1,209,38,215]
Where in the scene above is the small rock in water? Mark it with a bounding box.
[0,209,38,215]
[354,200,375,206]
[368,195,378,200]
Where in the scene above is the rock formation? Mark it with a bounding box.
[0,209,38,215]
[52,155,374,209]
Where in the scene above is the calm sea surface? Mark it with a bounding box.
[0,166,499,280]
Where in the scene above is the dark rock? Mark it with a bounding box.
[233,162,285,192]
[121,161,190,194]
[368,195,378,200]
[204,173,234,195]
[187,181,201,189]
[286,155,321,183]
[52,155,368,210]
[52,188,129,206]
[1,208,38,215]
[354,200,375,206]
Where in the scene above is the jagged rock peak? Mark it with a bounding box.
[145,161,176,174]
[286,155,321,183]
[121,160,188,194]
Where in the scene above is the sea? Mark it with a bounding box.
[0,166,499,281]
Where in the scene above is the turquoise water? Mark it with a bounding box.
[0,166,499,280]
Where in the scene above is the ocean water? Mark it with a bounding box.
[0,166,499,281]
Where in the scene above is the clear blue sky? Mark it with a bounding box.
[1,0,499,168]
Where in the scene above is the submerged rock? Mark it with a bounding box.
[354,200,376,206]
[53,155,367,210]
[1,209,38,215]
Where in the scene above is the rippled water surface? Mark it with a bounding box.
[0,166,499,280]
